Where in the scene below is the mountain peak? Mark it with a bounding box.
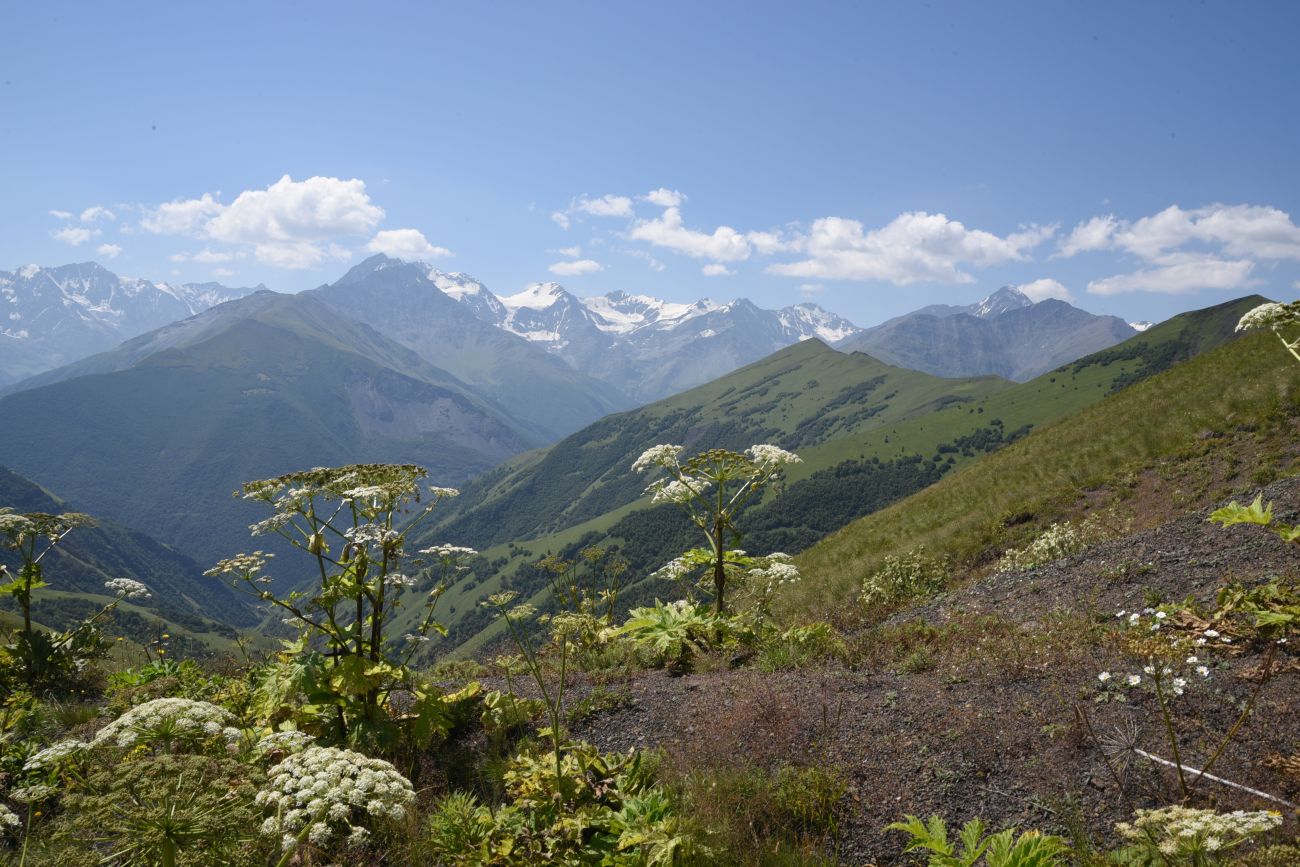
[502,282,573,311]
[973,286,1033,318]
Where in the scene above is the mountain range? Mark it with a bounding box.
[837,286,1139,381]
[0,262,260,387]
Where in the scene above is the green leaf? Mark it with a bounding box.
[1209,495,1273,528]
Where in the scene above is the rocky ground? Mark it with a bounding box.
[571,477,1300,864]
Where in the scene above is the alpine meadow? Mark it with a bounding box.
[1,3,1299,866]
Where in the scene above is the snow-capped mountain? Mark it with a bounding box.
[0,262,259,387]
[438,268,863,402]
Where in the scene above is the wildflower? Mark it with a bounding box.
[1196,665,1210,677]
[632,444,683,472]
[1204,629,1220,638]
[1116,610,1126,618]
[746,444,802,467]
[1186,656,1198,665]
[104,577,152,600]
[0,805,18,829]
[1098,671,1112,682]
[1127,674,1141,686]
[1235,301,1287,332]
[419,544,477,558]
[91,698,240,752]
[23,739,87,771]
[256,746,412,851]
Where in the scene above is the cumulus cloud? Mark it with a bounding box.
[745,228,805,255]
[366,228,453,260]
[141,192,224,235]
[213,267,236,278]
[80,206,116,223]
[48,209,73,220]
[96,243,122,259]
[574,194,633,217]
[1015,278,1073,302]
[551,211,571,230]
[768,212,1053,284]
[139,176,385,269]
[548,259,603,276]
[1057,204,1300,295]
[51,226,100,246]
[549,245,582,257]
[701,263,734,276]
[799,282,825,297]
[643,188,685,208]
[1087,258,1255,296]
[629,206,752,262]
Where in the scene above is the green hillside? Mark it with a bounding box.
[403,295,1265,656]
[0,293,538,567]
[786,319,1297,622]
[0,464,256,644]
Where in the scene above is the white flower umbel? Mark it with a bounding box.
[648,477,711,505]
[0,804,19,830]
[1116,806,1282,861]
[103,577,152,600]
[746,444,802,468]
[632,444,684,472]
[255,746,414,852]
[254,730,315,757]
[91,697,240,753]
[23,739,87,771]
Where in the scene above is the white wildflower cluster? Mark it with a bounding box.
[9,785,57,804]
[255,746,414,851]
[419,544,477,558]
[746,444,802,468]
[428,486,460,499]
[1098,610,1219,700]
[0,804,19,830]
[91,698,241,752]
[103,577,151,600]
[383,572,416,589]
[1236,302,1296,333]
[255,730,315,757]
[205,551,274,582]
[648,477,710,505]
[651,555,694,582]
[344,523,397,546]
[23,739,87,771]
[748,559,800,590]
[1116,806,1282,858]
[860,548,949,607]
[997,521,1092,572]
[632,444,683,473]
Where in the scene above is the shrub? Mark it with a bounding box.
[887,814,1069,866]
[997,520,1097,573]
[860,548,949,609]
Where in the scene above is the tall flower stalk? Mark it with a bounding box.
[633,444,801,614]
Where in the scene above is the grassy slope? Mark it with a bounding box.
[409,296,1267,657]
[787,323,1297,622]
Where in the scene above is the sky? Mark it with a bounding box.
[3,1,1299,329]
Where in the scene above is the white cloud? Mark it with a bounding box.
[51,226,100,246]
[213,268,236,278]
[48,209,73,220]
[573,194,634,218]
[80,206,116,223]
[629,206,752,262]
[1087,258,1255,295]
[549,245,582,257]
[701,263,734,276]
[141,176,384,269]
[1058,204,1300,264]
[548,259,603,276]
[551,211,571,230]
[745,228,805,255]
[1055,215,1117,258]
[798,283,825,297]
[366,228,453,260]
[96,243,122,259]
[141,192,224,235]
[643,188,685,208]
[170,250,238,263]
[1015,278,1073,302]
[768,212,1053,284]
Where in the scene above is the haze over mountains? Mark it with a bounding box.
[838,285,1140,381]
[0,262,261,387]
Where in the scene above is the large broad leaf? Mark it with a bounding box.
[1209,495,1273,528]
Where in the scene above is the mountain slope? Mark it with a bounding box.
[0,262,257,387]
[406,295,1265,655]
[840,286,1136,380]
[787,298,1289,622]
[0,465,255,629]
[310,257,632,440]
[0,291,537,566]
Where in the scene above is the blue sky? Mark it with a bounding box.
[3,1,1299,327]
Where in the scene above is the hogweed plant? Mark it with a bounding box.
[206,463,475,744]
[633,443,802,615]
[0,507,152,694]
[1235,299,1300,362]
[1095,604,1292,807]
